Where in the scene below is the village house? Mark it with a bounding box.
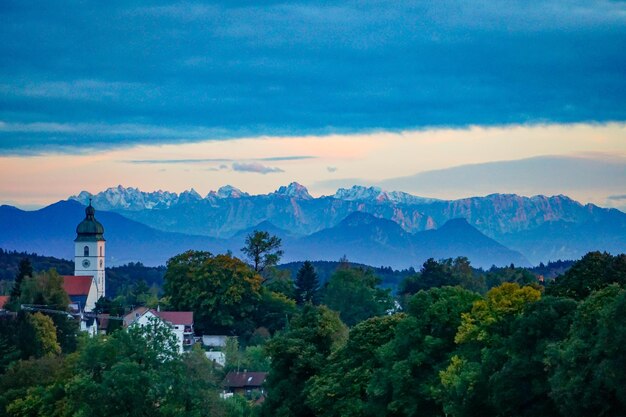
[124,307,195,353]
[53,201,196,346]
[222,371,268,400]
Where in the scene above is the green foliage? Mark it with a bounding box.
[0,317,222,417]
[368,287,481,417]
[225,337,271,373]
[224,394,260,417]
[18,269,70,310]
[8,258,33,304]
[305,314,405,417]
[0,333,20,374]
[254,288,296,335]
[262,305,347,417]
[295,261,320,305]
[323,267,393,326]
[26,312,61,357]
[13,270,78,354]
[0,355,66,415]
[440,283,542,416]
[0,249,73,282]
[279,261,415,291]
[263,267,295,299]
[105,261,165,298]
[547,285,626,416]
[241,231,284,274]
[484,264,538,289]
[164,250,263,335]
[547,251,626,300]
[400,257,487,298]
[486,296,577,417]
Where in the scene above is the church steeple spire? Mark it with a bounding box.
[74,200,106,305]
[75,200,105,242]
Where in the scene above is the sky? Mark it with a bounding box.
[1,1,625,209]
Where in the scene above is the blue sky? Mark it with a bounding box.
[0,1,625,208]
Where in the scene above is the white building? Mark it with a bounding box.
[124,308,195,353]
[61,200,105,313]
[73,200,106,304]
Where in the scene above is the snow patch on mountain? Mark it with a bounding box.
[71,185,178,211]
[333,185,437,205]
[212,185,250,199]
[271,182,313,200]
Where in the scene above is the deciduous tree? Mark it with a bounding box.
[164,250,263,335]
[323,267,393,326]
[241,230,283,275]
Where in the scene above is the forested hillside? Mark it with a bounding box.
[1,247,624,416]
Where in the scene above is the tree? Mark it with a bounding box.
[547,251,626,300]
[486,296,577,417]
[164,250,263,335]
[295,261,320,305]
[547,285,626,416]
[306,314,405,417]
[0,317,225,417]
[323,267,393,326]
[15,269,78,354]
[262,305,347,417]
[400,257,486,299]
[439,283,542,417]
[25,312,61,357]
[241,230,283,275]
[8,258,33,308]
[368,287,481,417]
[254,287,296,334]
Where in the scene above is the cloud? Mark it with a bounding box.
[0,1,625,153]
[608,194,626,201]
[130,158,232,164]
[377,155,626,198]
[327,166,338,173]
[258,156,316,161]
[232,162,284,174]
[126,156,315,164]
[206,164,230,172]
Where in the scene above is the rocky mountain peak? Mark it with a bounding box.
[215,185,249,199]
[272,182,312,199]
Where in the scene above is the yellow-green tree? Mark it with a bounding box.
[440,283,542,417]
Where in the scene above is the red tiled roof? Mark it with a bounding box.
[0,295,9,309]
[62,276,93,296]
[223,372,267,388]
[153,310,193,326]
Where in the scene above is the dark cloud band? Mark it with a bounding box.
[1,0,625,154]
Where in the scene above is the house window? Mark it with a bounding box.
[84,246,89,256]
[100,247,103,256]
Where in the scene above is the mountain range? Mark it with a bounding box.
[67,183,626,264]
[1,199,528,269]
[1,183,624,268]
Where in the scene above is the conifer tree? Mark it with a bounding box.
[295,261,320,305]
[10,258,33,301]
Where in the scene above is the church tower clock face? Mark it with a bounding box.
[82,259,91,268]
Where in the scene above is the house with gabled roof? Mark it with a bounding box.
[62,275,98,313]
[124,307,195,353]
[223,371,267,400]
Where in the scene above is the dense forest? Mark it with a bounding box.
[0,240,624,416]
[0,248,574,297]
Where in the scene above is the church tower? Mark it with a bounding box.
[74,200,106,301]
